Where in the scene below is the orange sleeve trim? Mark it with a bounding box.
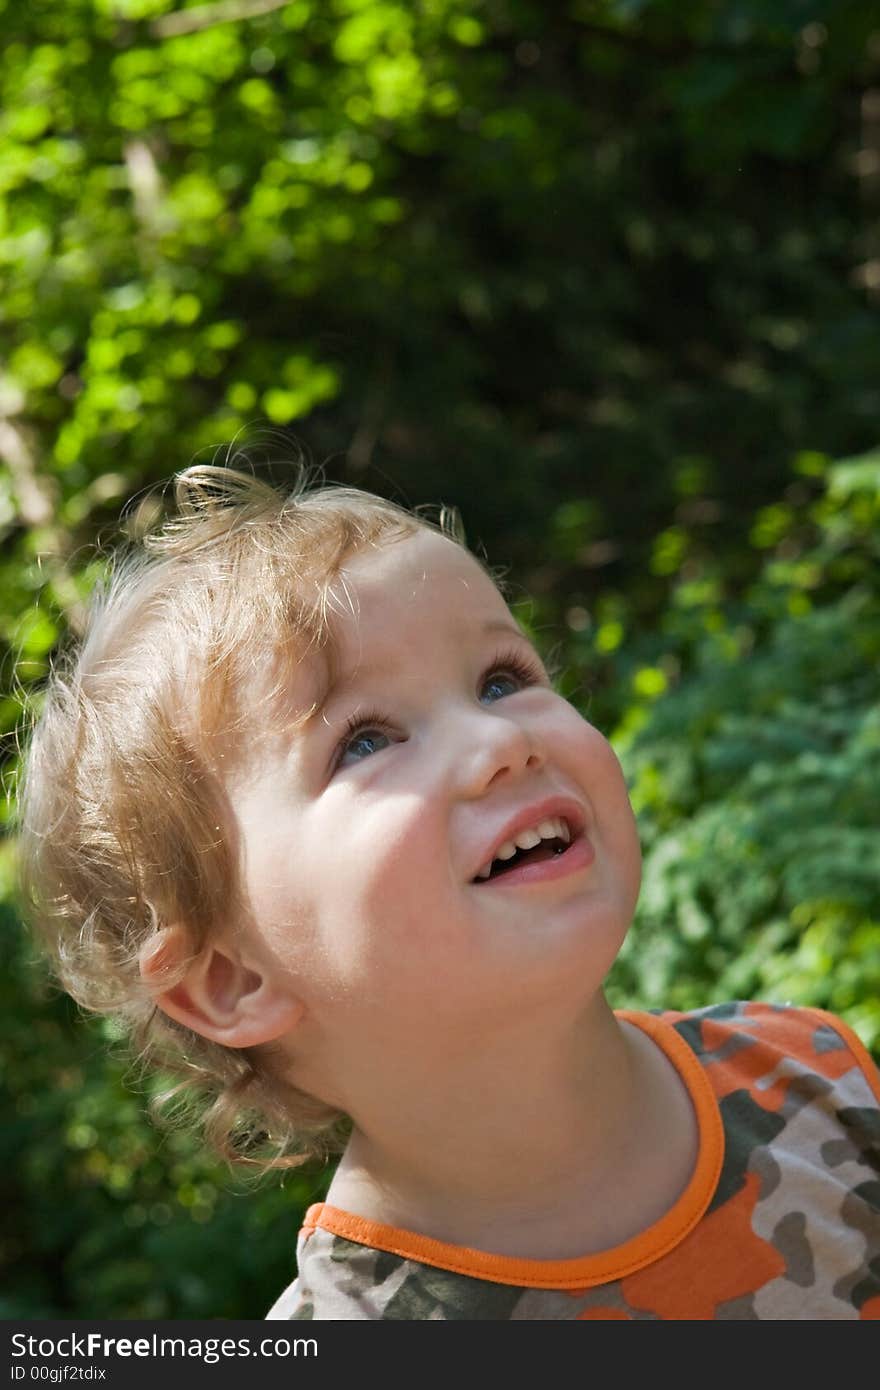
[800,1006,880,1106]
[303,1010,725,1291]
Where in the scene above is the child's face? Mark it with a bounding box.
[228,529,642,1087]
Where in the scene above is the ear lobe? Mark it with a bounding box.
[139,925,304,1048]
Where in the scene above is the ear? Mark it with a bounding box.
[139,924,305,1049]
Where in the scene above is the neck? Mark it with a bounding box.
[324,997,696,1258]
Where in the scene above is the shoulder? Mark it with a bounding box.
[655,1000,880,1102]
[651,1000,880,1217]
[265,1223,384,1321]
[265,1213,527,1321]
[265,1279,309,1320]
[264,1220,427,1321]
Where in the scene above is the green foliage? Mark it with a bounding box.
[2,0,879,606]
[2,0,879,1319]
[0,868,328,1318]
[605,453,880,1052]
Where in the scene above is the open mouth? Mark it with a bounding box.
[481,836,570,881]
[472,814,578,883]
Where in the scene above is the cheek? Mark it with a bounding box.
[589,732,643,906]
[311,792,448,948]
[313,805,459,1006]
[354,801,448,921]
[556,713,642,860]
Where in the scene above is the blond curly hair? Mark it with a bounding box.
[16,463,471,1169]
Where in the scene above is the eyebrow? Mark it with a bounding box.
[305,617,531,728]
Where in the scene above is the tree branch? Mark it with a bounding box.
[151,0,292,41]
[0,420,87,632]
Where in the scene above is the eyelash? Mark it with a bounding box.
[480,648,545,701]
[332,647,544,771]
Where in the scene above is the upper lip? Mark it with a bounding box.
[470,794,587,882]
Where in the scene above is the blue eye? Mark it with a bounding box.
[332,648,543,773]
[345,729,390,762]
[334,714,393,770]
[481,672,521,703]
[479,653,541,705]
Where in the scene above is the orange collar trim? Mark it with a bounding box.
[303,1010,725,1290]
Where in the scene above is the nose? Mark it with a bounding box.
[452,705,544,799]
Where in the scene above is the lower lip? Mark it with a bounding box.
[477,833,595,889]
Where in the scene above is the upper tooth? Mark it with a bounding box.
[475,816,574,881]
[502,818,571,857]
[512,828,542,851]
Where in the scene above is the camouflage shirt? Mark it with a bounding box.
[266,1003,880,1320]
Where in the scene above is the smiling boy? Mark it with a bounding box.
[18,464,880,1320]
